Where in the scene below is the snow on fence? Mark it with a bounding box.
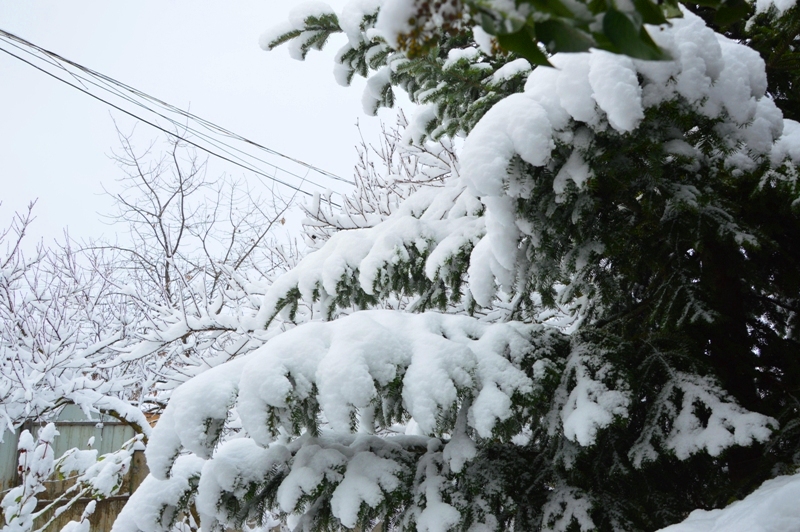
[0,406,148,532]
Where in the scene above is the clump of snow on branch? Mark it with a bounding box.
[144,355,249,477]
[629,373,777,467]
[752,0,797,15]
[459,8,784,307]
[550,345,630,447]
[541,484,595,532]
[148,311,540,478]
[259,2,338,61]
[374,0,417,48]
[111,455,204,532]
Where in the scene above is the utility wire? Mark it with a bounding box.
[0,28,354,208]
[0,43,321,201]
[0,30,352,196]
[0,28,354,186]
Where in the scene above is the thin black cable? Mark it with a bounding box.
[0,44,350,207]
[0,28,355,186]
[1,29,352,185]
[0,34,338,193]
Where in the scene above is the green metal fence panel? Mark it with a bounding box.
[0,429,20,492]
[0,405,141,531]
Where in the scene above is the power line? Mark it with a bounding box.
[0,29,352,194]
[0,28,354,186]
[0,43,322,201]
[0,28,355,206]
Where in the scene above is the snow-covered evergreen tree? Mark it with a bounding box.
[118,1,800,531]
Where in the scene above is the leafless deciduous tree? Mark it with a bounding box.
[302,111,458,245]
[2,129,305,531]
[91,129,303,406]
[0,202,142,434]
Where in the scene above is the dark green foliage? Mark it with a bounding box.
[403,0,682,62]
[393,41,531,138]
[270,10,531,138]
[751,5,800,122]
[501,92,800,523]
[260,95,799,528]
[265,12,341,59]
[251,4,800,531]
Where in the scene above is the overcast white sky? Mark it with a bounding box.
[0,1,397,245]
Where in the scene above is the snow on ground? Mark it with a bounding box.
[658,472,800,532]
